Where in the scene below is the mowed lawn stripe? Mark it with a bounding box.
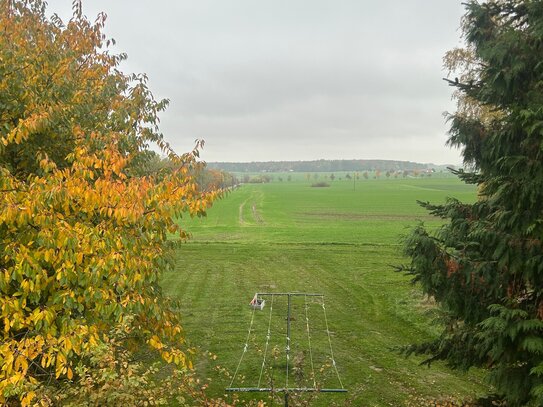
[165,176,489,405]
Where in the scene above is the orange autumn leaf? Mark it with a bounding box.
[0,1,222,404]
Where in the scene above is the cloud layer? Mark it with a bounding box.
[46,0,466,164]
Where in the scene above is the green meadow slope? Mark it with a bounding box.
[163,175,490,406]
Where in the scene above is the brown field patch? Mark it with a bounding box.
[298,211,437,221]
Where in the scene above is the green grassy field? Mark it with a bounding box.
[163,175,490,406]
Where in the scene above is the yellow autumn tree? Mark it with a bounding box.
[0,0,220,404]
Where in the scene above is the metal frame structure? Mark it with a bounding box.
[225,292,347,407]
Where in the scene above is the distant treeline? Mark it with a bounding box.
[207,159,453,173]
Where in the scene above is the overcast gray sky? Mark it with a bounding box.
[46,1,466,164]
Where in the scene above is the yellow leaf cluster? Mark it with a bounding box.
[0,1,221,404]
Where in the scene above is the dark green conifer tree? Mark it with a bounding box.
[401,1,543,405]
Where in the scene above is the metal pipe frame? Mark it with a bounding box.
[255,292,324,297]
[225,387,347,393]
[228,292,347,406]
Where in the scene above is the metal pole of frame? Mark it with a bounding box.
[286,293,291,383]
[285,293,292,407]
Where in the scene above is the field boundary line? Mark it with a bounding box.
[251,203,264,224]
[239,200,247,225]
[180,241,402,248]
